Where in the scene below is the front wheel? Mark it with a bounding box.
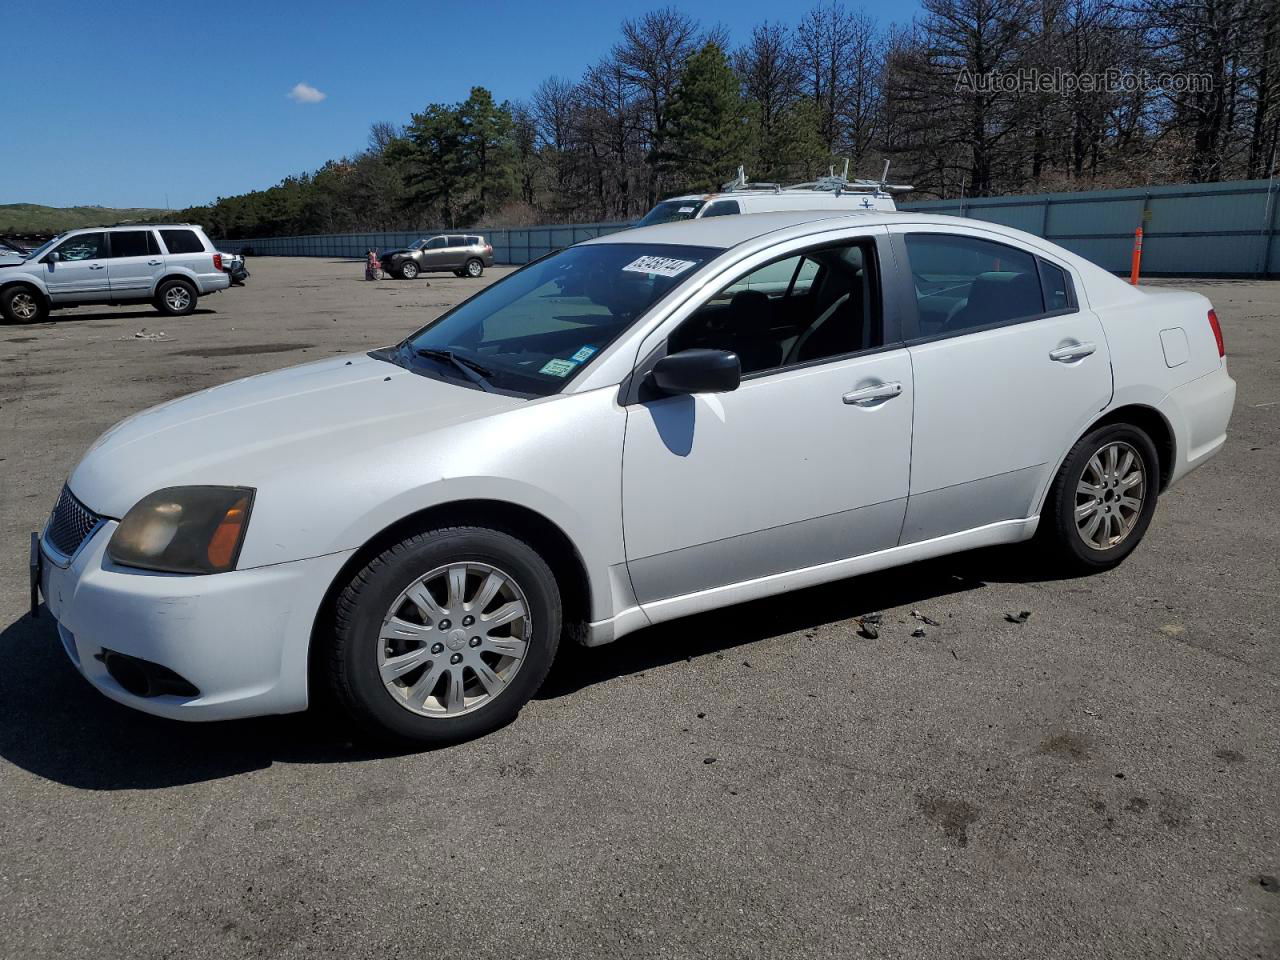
[1,285,47,324]
[1039,423,1161,572]
[328,525,562,744]
[154,279,197,316]
[464,258,484,278]
[399,261,419,280]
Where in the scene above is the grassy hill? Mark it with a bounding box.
[0,203,173,234]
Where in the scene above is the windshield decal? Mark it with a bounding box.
[622,255,697,278]
[570,345,597,363]
[539,358,578,377]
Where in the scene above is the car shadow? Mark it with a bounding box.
[0,544,1069,790]
[14,308,217,326]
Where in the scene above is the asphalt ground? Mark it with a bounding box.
[0,259,1276,959]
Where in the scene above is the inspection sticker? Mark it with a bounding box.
[539,358,578,377]
[622,255,697,278]
[678,206,696,213]
[571,345,597,363]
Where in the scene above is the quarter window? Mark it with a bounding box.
[670,241,881,376]
[52,233,105,261]
[1039,259,1074,311]
[159,229,204,254]
[108,230,160,258]
[905,234,1044,337]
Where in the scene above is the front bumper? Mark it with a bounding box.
[35,521,353,721]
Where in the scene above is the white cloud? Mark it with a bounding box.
[287,82,326,104]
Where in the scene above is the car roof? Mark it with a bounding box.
[66,223,206,232]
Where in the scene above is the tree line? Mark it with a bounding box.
[179,0,1280,239]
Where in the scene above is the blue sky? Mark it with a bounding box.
[0,0,919,209]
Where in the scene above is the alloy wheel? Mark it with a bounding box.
[10,291,38,320]
[467,260,482,277]
[1074,440,1146,551]
[165,286,191,311]
[377,562,531,717]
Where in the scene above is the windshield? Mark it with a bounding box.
[389,242,720,396]
[410,239,428,250]
[637,199,706,227]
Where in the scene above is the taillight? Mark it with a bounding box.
[485,244,492,253]
[1207,308,1225,357]
[213,253,223,271]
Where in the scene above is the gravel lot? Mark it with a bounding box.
[0,258,1277,959]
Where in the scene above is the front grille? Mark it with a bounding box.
[45,485,102,558]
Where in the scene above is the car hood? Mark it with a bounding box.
[69,352,524,518]
[0,254,25,267]
[380,248,413,258]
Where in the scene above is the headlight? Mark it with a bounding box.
[107,486,255,574]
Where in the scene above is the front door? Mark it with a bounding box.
[896,228,1114,542]
[419,236,449,271]
[621,233,914,610]
[106,229,165,298]
[42,232,110,303]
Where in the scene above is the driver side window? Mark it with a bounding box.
[669,240,882,376]
[53,233,106,262]
[425,236,447,249]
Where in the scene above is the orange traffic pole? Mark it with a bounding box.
[1129,226,1144,285]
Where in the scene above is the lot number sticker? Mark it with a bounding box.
[539,358,578,377]
[571,345,597,363]
[622,256,697,278]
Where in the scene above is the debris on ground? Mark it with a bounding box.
[1004,610,1033,624]
[120,329,173,342]
[703,757,717,765]
[911,627,927,638]
[911,610,940,627]
[856,612,882,640]
[1259,875,1279,893]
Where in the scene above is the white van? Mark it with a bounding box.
[637,169,913,227]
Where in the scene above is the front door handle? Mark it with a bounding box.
[88,263,105,270]
[147,259,163,265]
[1049,341,1096,363]
[843,381,904,406]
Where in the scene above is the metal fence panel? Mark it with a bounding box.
[216,182,1280,276]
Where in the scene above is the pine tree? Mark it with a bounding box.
[662,42,751,191]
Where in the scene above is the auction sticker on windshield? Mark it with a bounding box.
[539,358,578,377]
[622,256,697,278]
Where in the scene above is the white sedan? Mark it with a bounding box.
[32,211,1236,743]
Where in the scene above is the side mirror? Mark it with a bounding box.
[43,251,61,264]
[649,348,741,395]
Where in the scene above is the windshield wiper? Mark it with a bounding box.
[413,347,495,392]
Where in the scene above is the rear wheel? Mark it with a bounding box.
[328,525,561,745]
[1039,423,1161,572]
[154,279,197,316]
[464,258,484,278]
[399,260,419,280]
[1,285,46,324]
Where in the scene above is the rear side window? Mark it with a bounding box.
[702,200,740,218]
[447,236,469,247]
[904,233,1044,337]
[109,230,160,258]
[159,229,205,254]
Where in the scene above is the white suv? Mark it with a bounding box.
[0,224,230,324]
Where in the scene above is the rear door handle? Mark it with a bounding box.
[88,263,105,270]
[1049,342,1096,363]
[147,259,163,265]
[843,381,903,405]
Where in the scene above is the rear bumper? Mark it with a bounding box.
[1159,364,1236,486]
[38,522,353,721]
[194,271,231,294]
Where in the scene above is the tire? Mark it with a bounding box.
[154,278,197,316]
[400,260,419,280]
[1,285,47,324]
[1039,422,1161,572]
[328,525,562,745]
[464,258,484,278]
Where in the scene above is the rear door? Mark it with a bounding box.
[445,236,471,269]
[894,227,1113,542]
[106,229,164,297]
[42,233,110,303]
